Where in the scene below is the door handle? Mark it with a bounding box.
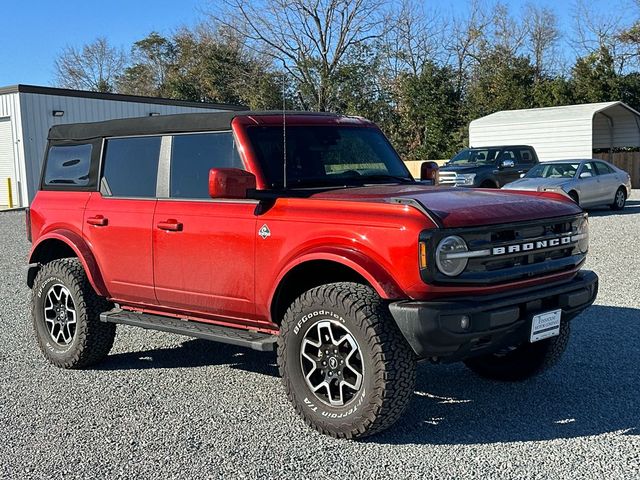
[86,215,108,226]
[157,219,183,231]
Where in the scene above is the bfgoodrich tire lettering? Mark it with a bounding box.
[278,282,416,439]
[463,320,570,381]
[32,258,116,369]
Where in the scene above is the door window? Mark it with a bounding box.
[517,148,535,165]
[102,136,161,197]
[499,150,517,165]
[580,162,597,178]
[170,132,243,199]
[594,161,614,175]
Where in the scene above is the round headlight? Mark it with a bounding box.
[576,217,589,253]
[435,235,469,277]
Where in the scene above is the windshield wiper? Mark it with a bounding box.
[358,174,415,184]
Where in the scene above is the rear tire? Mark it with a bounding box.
[278,282,416,439]
[463,320,570,381]
[610,187,626,210]
[32,258,116,369]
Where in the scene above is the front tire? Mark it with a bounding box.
[32,258,116,369]
[463,320,570,381]
[278,283,416,439]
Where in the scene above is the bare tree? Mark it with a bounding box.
[54,38,127,92]
[524,3,561,79]
[571,0,633,72]
[209,0,387,111]
[383,0,446,77]
[490,2,528,57]
[445,0,492,93]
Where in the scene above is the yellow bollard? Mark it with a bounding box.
[7,178,13,209]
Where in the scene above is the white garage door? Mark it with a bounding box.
[0,118,17,207]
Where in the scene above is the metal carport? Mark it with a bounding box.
[469,101,640,186]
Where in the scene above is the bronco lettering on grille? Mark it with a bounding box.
[491,234,572,256]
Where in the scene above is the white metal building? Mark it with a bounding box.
[469,101,640,161]
[0,85,244,208]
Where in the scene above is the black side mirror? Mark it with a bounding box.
[420,161,439,184]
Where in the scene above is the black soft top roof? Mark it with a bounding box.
[48,111,339,142]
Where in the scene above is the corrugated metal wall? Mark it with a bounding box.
[592,106,640,149]
[469,118,593,161]
[0,93,24,207]
[17,92,231,206]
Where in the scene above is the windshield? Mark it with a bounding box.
[448,148,500,166]
[525,162,580,179]
[246,126,413,188]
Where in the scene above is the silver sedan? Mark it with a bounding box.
[502,159,632,209]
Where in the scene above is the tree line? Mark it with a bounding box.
[54,0,640,160]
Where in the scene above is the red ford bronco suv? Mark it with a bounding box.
[26,112,597,439]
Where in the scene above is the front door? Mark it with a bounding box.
[577,162,601,206]
[153,200,257,320]
[495,149,521,186]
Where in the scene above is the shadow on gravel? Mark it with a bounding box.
[586,200,640,217]
[96,338,279,377]
[369,305,640,445]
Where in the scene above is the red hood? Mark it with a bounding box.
[311,185,582,228]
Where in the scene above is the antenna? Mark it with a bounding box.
[282,71,287,189]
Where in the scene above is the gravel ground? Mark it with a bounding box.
[1,193,639,479]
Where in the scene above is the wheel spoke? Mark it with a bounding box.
[299,318,363,407]
[43,284,77,346]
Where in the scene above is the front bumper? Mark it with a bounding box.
[389,270,598,361]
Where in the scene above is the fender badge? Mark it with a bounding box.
[258,224,271,239]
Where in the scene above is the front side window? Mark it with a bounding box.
[526,162,580,179]
[247,126,412,188]
[170,132,242,199]
[581,162,597,177]
[102,136,161,197]
[44,144,92,187]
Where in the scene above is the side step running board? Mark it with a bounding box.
[100,309,277,352]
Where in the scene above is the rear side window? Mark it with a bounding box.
[170,132,242,199]
[102,136,161,198]
[44,144,92,186]
[594,162,614,175]
[518,148,535,164]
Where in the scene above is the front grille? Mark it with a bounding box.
[421,214,586,285]
[438,171,457,185]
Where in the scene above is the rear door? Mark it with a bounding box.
[152,132,260,325]
[83,135,161,304]
[516,147,537,176]
[593,161,618,204]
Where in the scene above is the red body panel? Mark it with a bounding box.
[28,114,587,332]
[312,186,581,228]
[83,194,157,304]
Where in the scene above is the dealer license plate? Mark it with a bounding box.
[530,309,562,343]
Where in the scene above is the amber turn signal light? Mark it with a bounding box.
[419,242,428,269]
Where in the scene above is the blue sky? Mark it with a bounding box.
[0,0,615,87]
